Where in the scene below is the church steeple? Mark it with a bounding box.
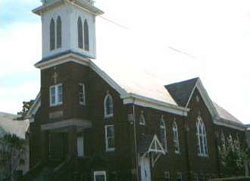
[33,0,103,62]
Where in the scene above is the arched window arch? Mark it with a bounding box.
[104,93,113,118]
[172,121,180,153]
[56,16,62,48]
[160,116,167,151]
[84,20,89,51]
[196,116,208,156]
[139,111,146,125]
[50,18,55,50]
[78,17,83,49]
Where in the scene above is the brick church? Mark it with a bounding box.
[25,0,247,180]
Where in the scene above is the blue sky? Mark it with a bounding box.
[0,0,250,124]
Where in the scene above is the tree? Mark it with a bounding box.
[17,100,34,120]
[0,134,26,180]
[218,135,250,177]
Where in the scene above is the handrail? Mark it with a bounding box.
[49,156,73,180]
[22,159,46,180]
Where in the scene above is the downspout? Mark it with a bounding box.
[132,98,139,181]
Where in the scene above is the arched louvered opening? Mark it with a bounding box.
[196,116,208,156]
[50,18,55,50]
[84,20,89,51]
[56,16,62,48]
[78,17,83,49]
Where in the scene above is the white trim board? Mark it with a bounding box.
[186,78,245,130]
[34,53,188,116]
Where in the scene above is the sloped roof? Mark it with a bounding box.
[213,102,243,125]
[165,78,244,128]
[35,51,183,115]
[165,77,199,107]
[94,60,178,106]
[0,112,29,140]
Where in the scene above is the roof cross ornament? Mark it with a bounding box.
[52,72,58,84]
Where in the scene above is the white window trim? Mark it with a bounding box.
[160,117,168,152]
[79,83,86,105]
[94,171,106,181]
[196,116,208,157]
[105,125,115,152]
[173,121,180,154]
[139,112,146,125]
[104,94,114,118]
[50,83,63,107]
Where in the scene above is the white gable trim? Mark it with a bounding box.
[122,93,188,116]
[186,79,218,119]
[186,79,245,130]
[25,93,41,123]
[35,53,188,116]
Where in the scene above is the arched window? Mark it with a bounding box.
[84,20,89,51]
[78,17,83,49]
[56,16,62,48]
[172,121,180,153]
[139,111,146,125]
[196,116,208,156]
[160,116,167,151]
[104,93,113,118]
[50,18,55,50]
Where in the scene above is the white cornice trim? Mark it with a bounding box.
[214,119,246,131]
[41,118,92,131]
[33,0,103,16]
[122,93,188,116]
[33,0,64,15]
[35,54,188,117]
[35,53,90,69]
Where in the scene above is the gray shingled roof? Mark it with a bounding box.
[165,77,199,107]
[165,78,244,126]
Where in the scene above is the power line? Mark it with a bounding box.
[99,15,129,30]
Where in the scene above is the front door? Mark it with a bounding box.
[140,156,151,181]
[49,132,68,160]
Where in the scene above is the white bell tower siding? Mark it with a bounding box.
[33,0,103,60]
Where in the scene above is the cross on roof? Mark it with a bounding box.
[52,72,58,84]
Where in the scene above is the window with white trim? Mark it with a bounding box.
[172,121,180,153]
[177,172,183,181]
[104,93,113,118]
[79,83,86,105]
[164,171,170,181]
[160,116,167,151]
[105,125,115,152]
[94,171,106,181]
[50,84,63,106]
[139,111,146,125]
[196,116,208,156]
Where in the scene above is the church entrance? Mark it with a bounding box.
[48,132,68,160]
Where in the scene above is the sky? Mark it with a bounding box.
[0,0,249,124]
